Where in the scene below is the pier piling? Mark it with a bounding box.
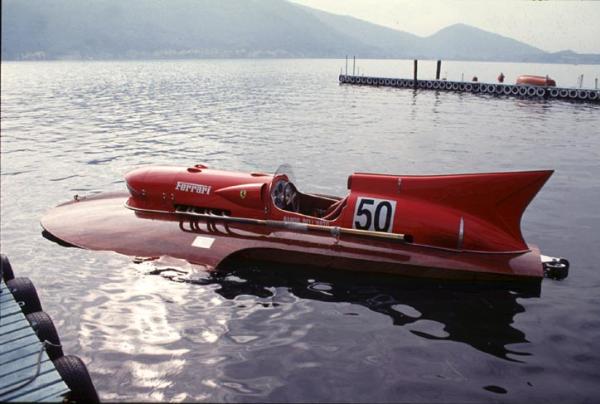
[413,60,418,89]
[345,55,348,76]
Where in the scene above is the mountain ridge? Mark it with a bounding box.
[2,0,598,63]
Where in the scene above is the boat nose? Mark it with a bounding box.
[125,167,149,197]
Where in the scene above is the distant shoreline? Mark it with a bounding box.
[3,56,600,65]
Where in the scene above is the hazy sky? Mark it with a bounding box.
[290,0,600,54]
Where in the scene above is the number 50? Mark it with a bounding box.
[353,197,397,232]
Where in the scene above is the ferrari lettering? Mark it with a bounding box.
[175,181,212,195]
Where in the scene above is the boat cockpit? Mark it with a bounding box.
[270,165,347,220]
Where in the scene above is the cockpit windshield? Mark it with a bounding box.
[274,163,297,184]
[271,164,346,220]
[271,164,299,212]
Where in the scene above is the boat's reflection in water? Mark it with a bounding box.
[188,258,541,362]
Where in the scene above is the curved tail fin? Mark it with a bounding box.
[404,170,554,250]
[350,170,554,251]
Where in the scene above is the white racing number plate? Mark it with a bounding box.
[352,197,397,233]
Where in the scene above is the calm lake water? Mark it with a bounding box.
[1,59,600,402]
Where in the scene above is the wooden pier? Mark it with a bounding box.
[339,74,600,103]
[1,254,98,403]
[0,280,70,402]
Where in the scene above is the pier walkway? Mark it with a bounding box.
[0,280,70,402]
[339,74,600,103]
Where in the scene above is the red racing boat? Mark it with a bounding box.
[41,164,569,282]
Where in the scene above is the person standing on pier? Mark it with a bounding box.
[498,72,505,83]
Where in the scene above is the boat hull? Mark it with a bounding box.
[40,192,544,282]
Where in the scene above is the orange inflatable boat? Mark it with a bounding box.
[516,75,556,87]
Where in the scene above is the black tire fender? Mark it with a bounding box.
[6,277,43,314]
[1,254,15,282]
[26,311,64,360]
[53,355,100,404]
